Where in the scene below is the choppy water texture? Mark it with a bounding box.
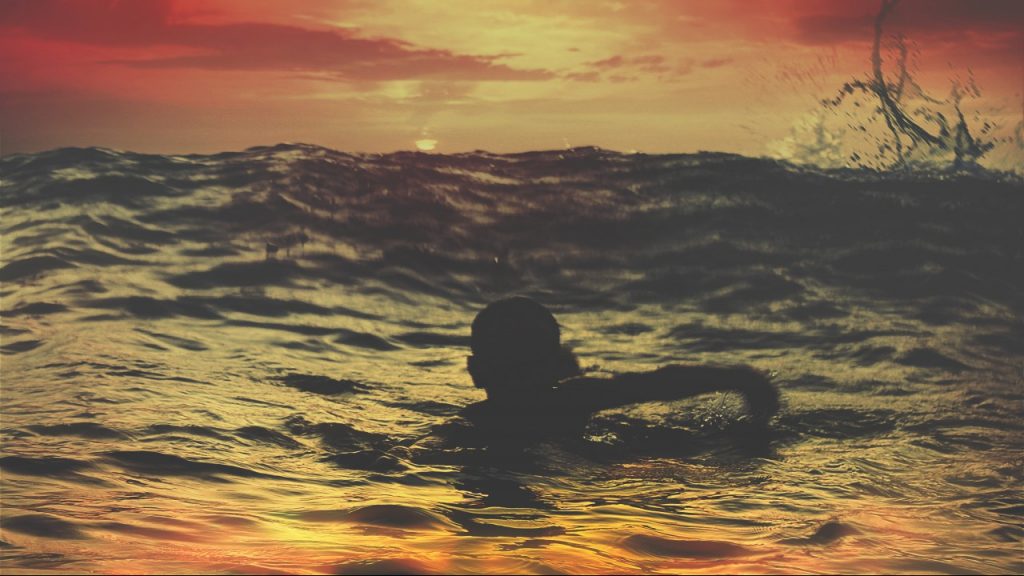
[1,144,1022,574]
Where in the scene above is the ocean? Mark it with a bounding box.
[1,144,1022,573]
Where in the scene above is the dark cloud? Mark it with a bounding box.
[790,0,1024,45]
[0,0,552,81]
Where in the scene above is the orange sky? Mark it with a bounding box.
[1,0,1021,155]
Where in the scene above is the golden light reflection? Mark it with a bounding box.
[415,138,438,151]
[1,1,1022,574]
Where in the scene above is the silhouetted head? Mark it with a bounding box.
[467,297,580,402]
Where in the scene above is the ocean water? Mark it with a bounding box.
[1,144,1021,574]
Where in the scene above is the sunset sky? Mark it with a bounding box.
[1,0,1021,155]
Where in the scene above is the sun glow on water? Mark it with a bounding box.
[0,144,1021,574]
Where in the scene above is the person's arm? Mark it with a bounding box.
[556,364,780,423]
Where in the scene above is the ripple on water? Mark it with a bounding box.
[896,347,970,372]
[330,557,436,575]
[278,373,366,395]
[234,426,302,449]
[0,455,106,485]
[1,340,44,354]
[779,519,861,545]
[3,302,68,316]
[283,416,388,452]
[143,424,232,441]
[392,331,471,348]
[0,256,75,282]
[621,533,754,558]
[94,521,200,543]
[165,260,306,289]
[323,449,407,472]
[1,515,87,540]
[105,450,275,481]
[334,329,399,351]
[448,514,566,538]
[26,422,128,440]
[299,504,452,531]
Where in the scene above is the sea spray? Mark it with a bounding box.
[774,0,1022,174]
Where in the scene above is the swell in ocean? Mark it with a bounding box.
[1,143,1022,573]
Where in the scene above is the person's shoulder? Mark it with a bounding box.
[459,400,491,424]
[553,375,617,408]
[561,373,614,393]
[553,375,612,393]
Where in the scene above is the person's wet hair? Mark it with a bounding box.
[467,296,580,398]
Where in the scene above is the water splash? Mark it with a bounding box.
[775,0,1021,173]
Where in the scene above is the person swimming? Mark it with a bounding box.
[449,296,780,445]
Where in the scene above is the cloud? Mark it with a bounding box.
[588,54,668,73]
[574,53,673,80]
[567,53,730,82]
[0,0,552,81]
[701,57,733,69]
[564,70,601,82]
[788,0,1024,46]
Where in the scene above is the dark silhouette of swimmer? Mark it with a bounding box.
[459,296,780,442]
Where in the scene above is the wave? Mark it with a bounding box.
[1,140,1021,573]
